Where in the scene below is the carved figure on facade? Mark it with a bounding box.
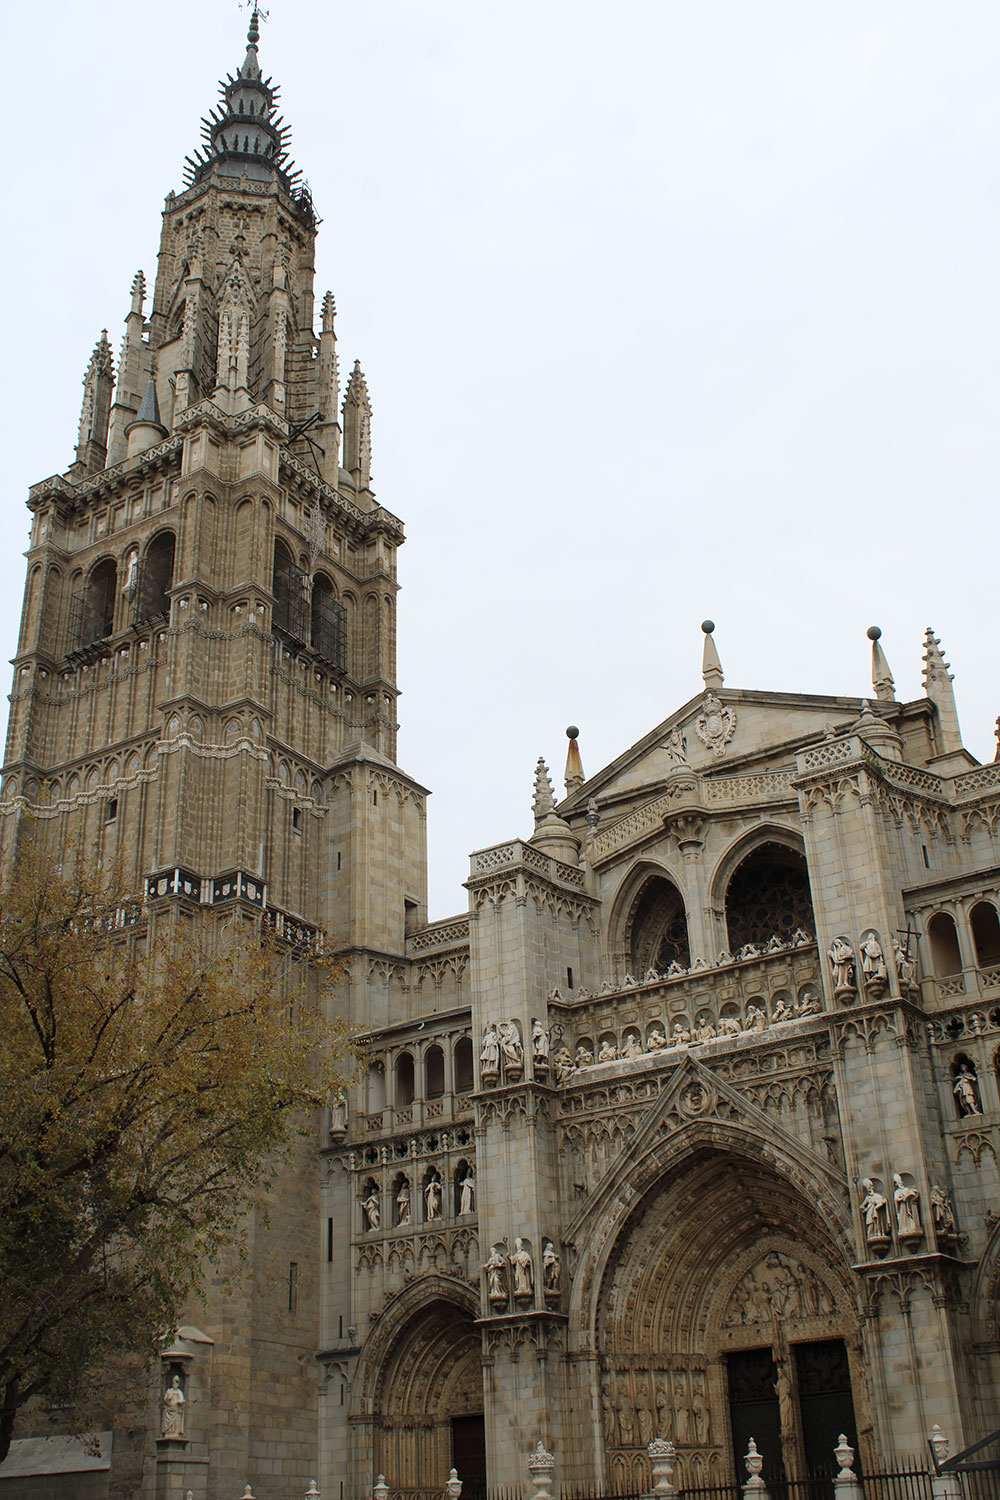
[893,937,918,992]
[553,1045,576,1082]
[531,1018,549,1073]
[396,1179,411,1227]
[459,1170,476,1216]
[424,1171,442,1221]
[161,1374,186,1438]
[510,1237,534,1300]
[599,1039,619,1062]
[633,1376,652,1445]
[859,1178,890,1248]
[892,1174,922,1242]
[643,967,660,985]
[828,937,857,999]
[480,1023,499,1080]
[746,1005,767,1032]
[691,1371,711,1443]
[498,1020,523,1079]
[775,1362,794,1442]
[930,1185,957,1237]
[647,1027,666,1050]
[860,932,888,998]
[725,1253,833,1326]
[362,1188,381,1231]
[624,1030,642,1058]
[663,726,688,764]
[483,1246,509,1308]
[953,1062,983,1117]
[695,693,736,757]
[542,1239,560,1298]
[575,1042,594,1066]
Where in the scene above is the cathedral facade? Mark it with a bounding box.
[2,16,1000,1500]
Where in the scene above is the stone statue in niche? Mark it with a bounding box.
[510,1237,534,1299]
[161,1374,185,1438]
[774,1363,794,1442]
[893,937,918,991]
[624,1031,642,1058]
[633,1376,652,1445]
[459,1171,475,1216]
[954,1063,983,1117]
[483,1246,509,1307]
[531,1018,549,1072]
[672,1373,690,1444]
[396,1180,411,1227]
[695,692,736,757]
[598,1039,618,1062]
[893,1174,922,1241]
[615,1385,634,1447]
[362,1190,380,1231]
[860,1178,890,1245]
[480,1023,499,1078]
[931,1185,957,1237]
[828,937,857,997]
[424,1172,442,1221]
[646,1027,667,1051]
[860,932,888,997]
[542,1239,560,1296]
[691,1371,711,1443]
[575,1042,594,1066]
[498,1021,523,1076]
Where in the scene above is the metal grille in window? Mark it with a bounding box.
[272,559,309,645]
[132,557,172,626]
[67,590,114,654]
[311,592,347,673]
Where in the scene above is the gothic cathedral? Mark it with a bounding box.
[2,16,1000,1500]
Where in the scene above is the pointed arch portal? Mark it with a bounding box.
[372,1298,484,1500]
[594,1148,864,1493]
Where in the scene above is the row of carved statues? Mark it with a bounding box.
[483,1236,560,1307]
[858,1173,956,1249]
[361,1168,476,1230]
[602,1368,711,1447]
[553,995,824,1079]
[828,931,917,998]
[546,931,815,1003]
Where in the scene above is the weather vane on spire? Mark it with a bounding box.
[239,0,270,36]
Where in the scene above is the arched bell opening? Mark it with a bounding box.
[594,1149,865,1494]
[627,876,691,975]
[724,842,815,953]
[372,1297,485,1500]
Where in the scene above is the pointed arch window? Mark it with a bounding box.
[68,557,117,652]
[271,540,308,645]
[311,573,347,673]
[133,531,175,626]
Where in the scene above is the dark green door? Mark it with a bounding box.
[795,1340,859,1475]
[727,1348,784,1484]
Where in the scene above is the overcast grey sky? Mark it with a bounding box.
[2,1,997,918]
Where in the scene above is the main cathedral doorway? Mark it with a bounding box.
[726,1341,859,1483]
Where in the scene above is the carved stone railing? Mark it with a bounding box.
[548,945,822,1073]
[954,763,1000,798]
[592,793,674,862]
[407,917,471,953]
[467,839,585,890]
[704,771,795,804]
[797,738,863,774]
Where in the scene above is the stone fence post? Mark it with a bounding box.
[743,1440,770,1500]
[648,1439,677,1500]
[833,1435,863,1500]
[929,1427,964,1500]
[305,1484,321,1499]
[445,1469,462,1500]
[527,1441,556,1500]
[374,1476,390,1500]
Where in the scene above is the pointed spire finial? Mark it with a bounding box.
[922,627,963,755]
[701,620,724,691]
[532,757,556,823]
[867,625,895,702]
[130,270,146,316]
[321,291,336,334]
[564,726,584,795]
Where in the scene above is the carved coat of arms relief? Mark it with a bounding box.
[694,693,737,757]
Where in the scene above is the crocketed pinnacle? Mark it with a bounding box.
[532,758,556,823]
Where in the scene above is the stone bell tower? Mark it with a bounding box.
[0,11,428,1495]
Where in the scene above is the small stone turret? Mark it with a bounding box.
[530,757,580,864]
[124,376,168,459]
[314,292,342,483]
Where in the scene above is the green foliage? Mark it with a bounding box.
[0,844,348,1460]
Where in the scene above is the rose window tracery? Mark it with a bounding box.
[725,844,815,953]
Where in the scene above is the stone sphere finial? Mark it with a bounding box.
[867,625,882,641]
[702,619,715,634]
[566,725,579,740]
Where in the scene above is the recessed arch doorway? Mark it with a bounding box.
[372,1296,484,1500]
[595,1148,865,1494]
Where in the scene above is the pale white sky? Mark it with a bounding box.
[2,1,997,918]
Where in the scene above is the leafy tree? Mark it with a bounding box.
[0,845,348,1461]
